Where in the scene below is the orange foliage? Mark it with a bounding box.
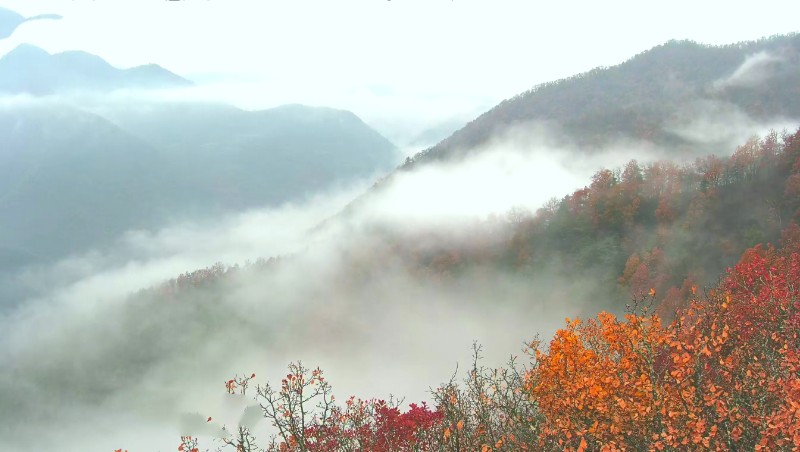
[530,310,669,450]
[530,230,800,450]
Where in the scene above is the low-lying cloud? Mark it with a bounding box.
[713,51,783,89]
[665,99,798,149]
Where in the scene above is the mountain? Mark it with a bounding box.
[406,34,800,166]
[323,35,800,321]
[0,44,191,95]
[0,6,61,40]
[99,102,397,211]
[0,100,396,302]
[0,105,178,266]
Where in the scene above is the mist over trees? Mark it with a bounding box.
[2,3,800,449]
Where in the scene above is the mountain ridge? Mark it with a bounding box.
[404,34,800,167]
[0,99,397,305]
[0,43,192,95]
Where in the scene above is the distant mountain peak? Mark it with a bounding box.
[2,42,49,58]
[0,44,192,95]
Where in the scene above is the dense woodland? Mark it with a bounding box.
[511,127,799,316]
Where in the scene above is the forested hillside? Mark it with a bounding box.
[326,129,800,320]
[407,34,800,165]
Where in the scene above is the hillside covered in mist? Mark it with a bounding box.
[3,18,800,451]
[0,43,397,304]
[0,100,395,299]
[406,34,800,165]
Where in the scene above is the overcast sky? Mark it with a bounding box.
[2,0,799,138]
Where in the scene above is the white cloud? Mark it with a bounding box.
[665,99,798,147]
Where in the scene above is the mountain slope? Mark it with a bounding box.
[100,101,397,211]
[0,105,177,266]
[0,100,396,303]
[364,128,800,317]
[407,34,800,165]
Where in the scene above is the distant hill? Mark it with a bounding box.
[0,100,396,301]
[100,102,397,211]
[406,34,800,166]
[0,44,191,95]
[0,105,179,266]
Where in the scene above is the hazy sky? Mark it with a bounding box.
[2,0,798,135]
